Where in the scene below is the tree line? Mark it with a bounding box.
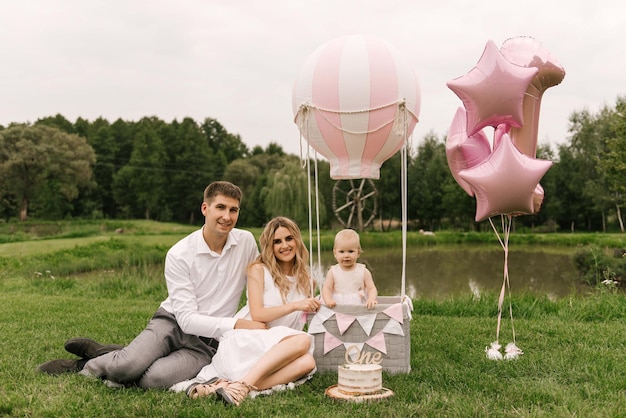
[0,95,624,232]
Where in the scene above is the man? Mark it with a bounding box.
[37,181,264,389]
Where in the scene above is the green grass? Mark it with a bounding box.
[2,283,626,417]
[1,220,626,417]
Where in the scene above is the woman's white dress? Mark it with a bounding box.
[170,266,314,393]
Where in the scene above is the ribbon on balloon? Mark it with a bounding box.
[445,37,565,360]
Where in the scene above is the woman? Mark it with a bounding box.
[181,217,321,406]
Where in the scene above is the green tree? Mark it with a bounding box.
[35,114,76,134]
[164,118,216,223]
[224,144,293,227]
[596,96,626,231]
[0,125,96,221]
[410,134,449,230]
[112,117,167,220]
[441,178,476,230]
[83,118,118,218]
[223,158,264,227]
[376,152,403,230]
[565,103,624,231]
[308,158,333,229]
[201,117,249,176]
[264,160,326,227]
[548,144,587,231]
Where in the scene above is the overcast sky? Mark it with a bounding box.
[1,0,624,156]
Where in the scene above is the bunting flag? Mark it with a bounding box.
[336,312,357,335]
[365,331,387,354]
[307,306,334,334]
[381,318,404,336]
[307,315,328,334]
[323,332,344,354]
[382,303,404,323]
[316,305,335,322]
[310,300,412,360]
[355,313,377,336]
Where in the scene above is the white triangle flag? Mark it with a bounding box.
[343,342,364,362]
[316,306,335,322]
[381,318,404,336]
[307,315,327,334]
[356,313,377,336]
[306,306,335,334]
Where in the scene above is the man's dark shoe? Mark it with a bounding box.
[36,358,87,375]
[64,338,123,359]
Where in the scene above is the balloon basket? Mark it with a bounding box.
[307,296,412,374]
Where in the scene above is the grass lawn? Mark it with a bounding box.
[1,220,625,417]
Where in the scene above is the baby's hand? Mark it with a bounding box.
[365,298,378,310]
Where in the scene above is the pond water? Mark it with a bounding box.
[316,246,584,300]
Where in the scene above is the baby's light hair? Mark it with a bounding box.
[334,228,361,250]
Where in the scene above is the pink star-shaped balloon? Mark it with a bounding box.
[459,134,552,222]
[447,40,538,137]
[446,107,492,196]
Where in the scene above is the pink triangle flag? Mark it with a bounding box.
[335,312,356,335]
[323,332,343,354]
[382,303,404,323]
[365,331,387,354]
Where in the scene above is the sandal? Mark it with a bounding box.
[216,381,257,406]
[186,377,230,399]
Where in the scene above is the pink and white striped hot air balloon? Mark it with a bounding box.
[292,34,421,179]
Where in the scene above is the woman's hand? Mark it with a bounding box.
[294,297,321,313]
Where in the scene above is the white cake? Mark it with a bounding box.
[337,364,382,395]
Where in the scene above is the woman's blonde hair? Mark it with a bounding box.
[251,216,312,301]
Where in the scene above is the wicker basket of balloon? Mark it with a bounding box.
[307,296,413,374]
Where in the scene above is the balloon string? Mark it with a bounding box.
[313,152,322,295]
[303,112,322,296]
[504,215,517,344]
[305,135,314,297]
[400,106,408,299]
[488,215,515,343]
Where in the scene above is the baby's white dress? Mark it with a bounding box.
[170,266,314,392]
[326,263,367,305]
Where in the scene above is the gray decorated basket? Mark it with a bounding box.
[307,296,412,374]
